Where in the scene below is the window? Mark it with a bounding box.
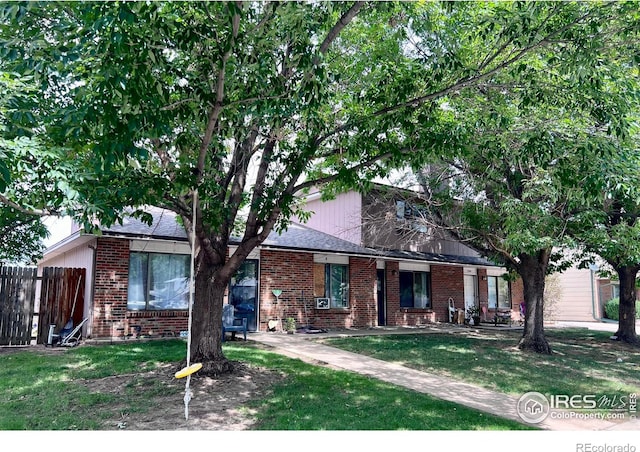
[399,271,431,309]
[314,263,349,308]
[488,276,510,309]
[128,252,190,310]
[396,200,429,233]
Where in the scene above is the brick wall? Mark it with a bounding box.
[258,251,378,331]
[348,257,377,328]
[431,265,464,322]
[92,238,130,338]
[511,277,524,311]
[92,237,188,339]
[258,249,315,331]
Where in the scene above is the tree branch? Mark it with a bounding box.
[196,3,242,183]
[314,4,610,148]
[318,2,366,57]
[0,194,58,217]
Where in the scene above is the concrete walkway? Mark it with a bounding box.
[248,325,640,431]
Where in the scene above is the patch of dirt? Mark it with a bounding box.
[0,344,70,356]
[0,344,286,430]
[80,361,285,430]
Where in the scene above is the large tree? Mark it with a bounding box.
[412,123,610,354]
[2,1,637,369]
[569,136,640,345]
[402,3,639,353]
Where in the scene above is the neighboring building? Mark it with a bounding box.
[552,261,620,323]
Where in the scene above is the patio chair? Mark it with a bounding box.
[222,304,247,342]
[448,298,456,323]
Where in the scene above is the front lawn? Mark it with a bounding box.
[321,328,640,399]
[0,340,530,430]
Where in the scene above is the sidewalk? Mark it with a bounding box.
[248,327,640,431]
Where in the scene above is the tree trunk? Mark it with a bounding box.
[517,250,552,354]
[613,264,639,345]
[189,257,234,376]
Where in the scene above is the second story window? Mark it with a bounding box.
[396,200,428,233]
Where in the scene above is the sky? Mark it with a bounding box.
[43,215,74,248]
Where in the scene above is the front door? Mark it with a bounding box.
[377,269,386,326]
[229,260,259,331]
[464,274,478,318]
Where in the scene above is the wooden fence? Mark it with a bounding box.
[37,267,85,345]
[0,266,38,346]
[0,266,86,346]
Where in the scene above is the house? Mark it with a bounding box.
[39,207,384,338]
[38,188,521,340]
[299,183,629,326]
[298,184,523,326]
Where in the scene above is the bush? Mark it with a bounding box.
[604,297,640,320]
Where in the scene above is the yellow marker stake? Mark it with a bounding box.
[175,362,202,379]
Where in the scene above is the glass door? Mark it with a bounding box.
[229,260,259,331]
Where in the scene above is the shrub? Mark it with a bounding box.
[604,297,640,320]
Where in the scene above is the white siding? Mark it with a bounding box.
[302,191,362,245]
[38,239,97,334]
[555,265,598,322]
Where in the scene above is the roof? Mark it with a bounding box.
[259,223,379,256]
[97,206,500,267]
[376,248,498,267]
[102,207,188,241]
[101,206,377,256]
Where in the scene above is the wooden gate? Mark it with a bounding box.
[37,267,85,345]
[0,266,38,346]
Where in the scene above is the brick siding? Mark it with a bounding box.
[431,265,464,322]
[258,251,378,331]
[92,237,188,339]
[90,236,516,337]
[258,249,315,331]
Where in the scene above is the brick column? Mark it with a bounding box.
[431,265,464,322]
[385,261,400,326]
[92,237,130,338]
[349,257,377,328]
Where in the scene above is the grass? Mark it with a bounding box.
[321,328,640,400]
[0,340,530,430]
[0,341,186,429]
[224,343,532,430]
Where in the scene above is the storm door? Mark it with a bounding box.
[229,260,259,331]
